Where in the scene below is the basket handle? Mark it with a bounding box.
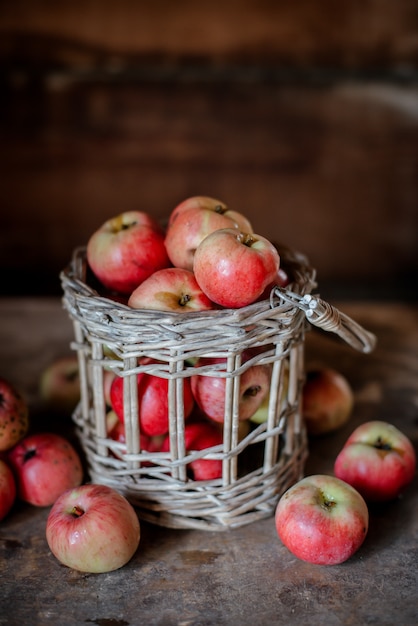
[273,288,377,354]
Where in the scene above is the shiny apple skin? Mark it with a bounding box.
[191,357,270,423]
[193,229,280,308]
[110,368,195,437]
[167,195,253,233]
[334,421,416,502]
[8,432,83,507]
[128,267,215,312]
[275,474,369,565]
[46,484,140,573]
[164,206,240,271]
[87,211,171,295]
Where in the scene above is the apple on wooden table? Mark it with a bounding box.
[87,211,171,295]
[302,367,354,436]
[275,474,369,565]
[193,228,280,308]
[7,432,83,507]
[0,458,16,521]
[334,420,416,502]
[39,355,80,414]
[0,377,29,452]
[46,484,140,573]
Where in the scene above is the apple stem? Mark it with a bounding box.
[374,437,392,451]
[214,205,227,215]
[319,490,337,511]
[109,215,137,233]
[66,370,79,383]
[244,385,262,397]
[121,221,137,231]
[238,233,256,247]
[23,448,37,463]
[70,505,85,518]
[179,294,192,306]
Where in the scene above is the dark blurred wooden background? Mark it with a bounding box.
[1,0,417,300]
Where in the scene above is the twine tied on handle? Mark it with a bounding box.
[273,288,377,354]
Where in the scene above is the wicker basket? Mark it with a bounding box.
[60,245,375,531]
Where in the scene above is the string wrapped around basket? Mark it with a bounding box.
[60,244,375,531]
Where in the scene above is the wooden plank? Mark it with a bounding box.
[1,79,417,297]
[0,298,417,625]
[0,0,417,70]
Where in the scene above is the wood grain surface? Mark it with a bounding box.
[1,2,417,298]
[1,0,417,69]
[0,298,417,625]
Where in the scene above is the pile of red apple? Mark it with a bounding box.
[81,195,296,480]
[1,373,416,572]
[0,196,416,573]
[86,195,289,311]
[275,368,416,565]
[275,419,416,565]
[0,375,140,573]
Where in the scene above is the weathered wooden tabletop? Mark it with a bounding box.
[0,298,417,626]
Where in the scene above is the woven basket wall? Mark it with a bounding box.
[61,244,317,530]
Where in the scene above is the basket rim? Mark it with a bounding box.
[60,244,317,321]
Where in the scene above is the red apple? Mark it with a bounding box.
[128,267,216,313]
[193,229,280,308]
[106,409,151,449]
[0,377,29,452]
[39,355,80,414]
[0,458,16,521]
[250,364,289,424]
[7,432,83,507]
[275,474,369,565]
[167,196,253,233]
[164,205,242,271]
[191,357,270,423]
[334,420,416,502]
[110,367,195,437]
[86,211,171,294]
[258,267,291,301]
[161,420,223,480]
[302,367,354,436]
[46,484,140,573]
